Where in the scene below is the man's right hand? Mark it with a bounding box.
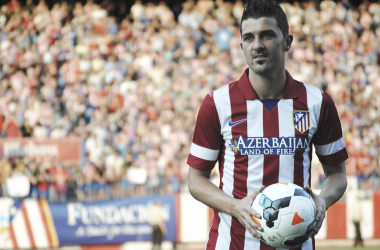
[229,185,265,239]
[188,168,265,239]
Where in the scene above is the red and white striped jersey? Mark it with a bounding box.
[187,68,348,250]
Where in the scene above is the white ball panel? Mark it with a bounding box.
[263,183,291,200]
[276,213,296,236]
[293,199,313,222]
[300,217,315,235]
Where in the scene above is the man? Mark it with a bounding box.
[351,193,363,247]
[149,200,167,250]
[187,0,348,249]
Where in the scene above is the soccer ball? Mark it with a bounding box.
[251,182,317,248]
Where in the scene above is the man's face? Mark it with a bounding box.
[240,17,291,76]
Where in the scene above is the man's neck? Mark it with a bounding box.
[248,68,287,99]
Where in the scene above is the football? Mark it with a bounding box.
[251,183,317,248]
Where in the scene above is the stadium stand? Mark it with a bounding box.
[0,0,379,203]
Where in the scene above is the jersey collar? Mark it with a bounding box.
[237,68,299,100]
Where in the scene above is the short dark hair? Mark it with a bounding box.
[240,0,289,38]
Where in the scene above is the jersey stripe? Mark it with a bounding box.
[304,84,322,187]
[293,83,308,187]
[278,99,295,183]
[308,146,313,188]
[215,212,233,250]
[207,211,220,250]
[246,100,265,193]
[243,234,260,250]
[260,242,275,250]
[210,135,226,250]
[260,104,280,250]
[229,83,249,250]
[314,138,345,156]
[190,143,220,161]
[244,100,263,250]
[214,85,233,250]
[262,105,280,187]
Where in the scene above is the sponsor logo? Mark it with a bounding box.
[228,118,247,127]
[293,110,310,133]
[67,202,170,226]
[268,235,278,242]
[229,136,309,155]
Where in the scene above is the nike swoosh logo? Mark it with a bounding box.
[228,118,247,127]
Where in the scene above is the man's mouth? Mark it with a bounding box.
[253,54,268,59]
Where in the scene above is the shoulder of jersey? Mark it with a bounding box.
[301,81,325,102]
[302,81,323,93]
[212,81,238,96]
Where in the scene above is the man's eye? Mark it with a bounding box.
[245,36,252,41]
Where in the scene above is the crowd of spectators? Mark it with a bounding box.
[0,0,379,201]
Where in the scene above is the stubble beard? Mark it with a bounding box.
[249,59,272,77]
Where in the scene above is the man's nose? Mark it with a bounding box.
[252,37,265,50]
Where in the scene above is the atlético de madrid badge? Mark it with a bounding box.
[293,110,310,133]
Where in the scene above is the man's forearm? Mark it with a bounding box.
[319,171,347,209]
[188,174,236,215]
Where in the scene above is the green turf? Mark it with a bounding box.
[318,247,379,250]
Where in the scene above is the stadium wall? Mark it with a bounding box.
[0,191,379,249]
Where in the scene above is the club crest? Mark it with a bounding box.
[293,111,310,133]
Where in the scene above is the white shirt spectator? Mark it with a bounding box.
[105,151,124,179]
[131,1,144,21]
[127,165,148,185]
[85,135,97,155]
[50,126,67,139]
[33,124,49,139]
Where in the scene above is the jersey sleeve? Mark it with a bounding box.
[312,91,348,166]
[187,92,223,171]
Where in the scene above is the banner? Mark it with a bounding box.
[51,196,177,245]
[0,196,177,249]
[0,137,82,163]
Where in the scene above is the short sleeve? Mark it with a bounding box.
[187,92,223,171]
[312,91,348,166]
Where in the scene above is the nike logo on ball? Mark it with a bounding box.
[228,118,247,127]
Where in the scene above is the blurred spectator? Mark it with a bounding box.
[50,162,70,202]
[67,164,81,201]
[6,158,30,198]
[25,161,40,198]
[1,115,19,138]
[6,0,21,14]
[356,146,372,189]
[21,119,34,137]
[0,158,12,197]
[0,0,379,202]
[149,200,167,250]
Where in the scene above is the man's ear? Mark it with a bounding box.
[240,42,243,51]
[284,34,293,52]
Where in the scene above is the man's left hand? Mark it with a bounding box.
[304,186,327,237]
